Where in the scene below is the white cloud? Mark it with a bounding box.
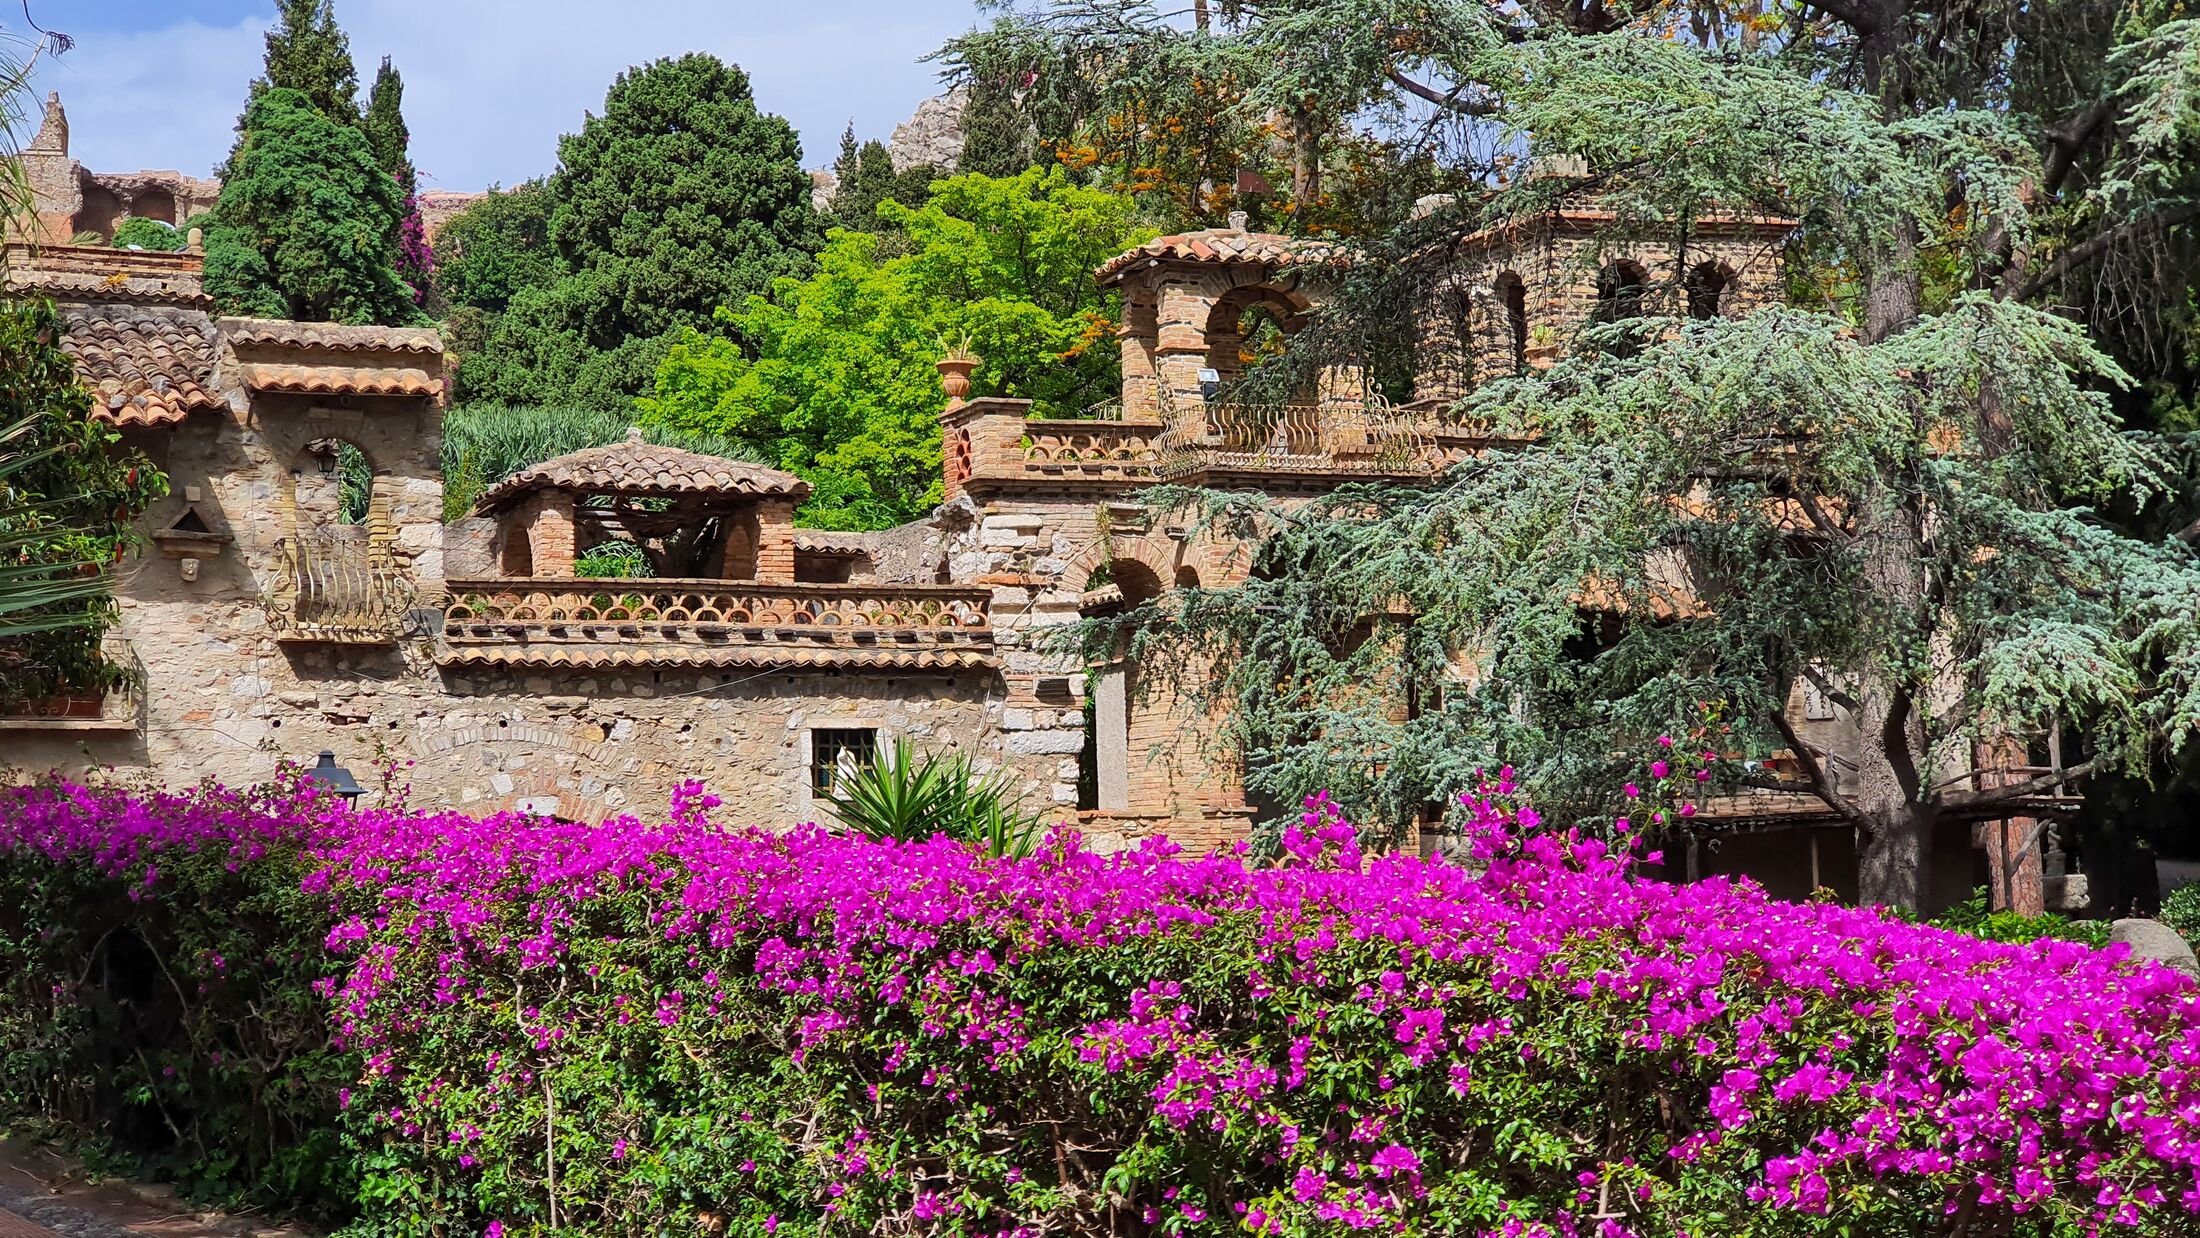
[31,1,981,190]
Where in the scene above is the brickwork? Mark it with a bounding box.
[754,499,798,584]
[1416,210,1796,401]
[10,94,220,245]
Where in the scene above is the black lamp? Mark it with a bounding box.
[305,750,364,806]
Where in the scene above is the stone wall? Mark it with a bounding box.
[13,94,219,245]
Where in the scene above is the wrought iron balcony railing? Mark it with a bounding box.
[261,530,416,643]
[436,579,994,670]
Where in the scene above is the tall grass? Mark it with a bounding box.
[439,405,762,522]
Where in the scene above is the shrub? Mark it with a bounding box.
[1929,887,2112,948]
[3,774,2198,1236]
[109,217,189,252]
[2165,883,2200,945]
[0,777,355,1217]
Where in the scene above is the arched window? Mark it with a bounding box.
[1592,261,1649,325]
[293,438,374,528]
[1174,565,1202,590]
[1493,272,1528,371]
[1685,262,1732,320]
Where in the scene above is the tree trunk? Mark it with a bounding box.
[1290,107,1321,205]
[1857,798,1934,912]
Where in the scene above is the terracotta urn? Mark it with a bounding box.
[936,357,979,404]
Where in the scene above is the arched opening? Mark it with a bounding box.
[500,528,534,576]
[292,438,374,529]
[1201,283,1310,392]
[1592,261,1649,325]
[1685,262,1733,320]
[574,539,649,578]
[1492,271,1528,371]
[1174,565,1201,590]
[131,188,177,225]
[1112,559,1165,608]
[72,181,124,242]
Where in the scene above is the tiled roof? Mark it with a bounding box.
[221,318,444,355]
[1094,228,1351,285]
[476,430,811,512]
[58,303,226,428]
[793,530,874,556]
[435,643,993,671]
[238,362,443,399]
[4,244,209,308]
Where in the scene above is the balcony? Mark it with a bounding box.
[1156,398,1443,482]
[435,579,995,671]
[261,530,416,643]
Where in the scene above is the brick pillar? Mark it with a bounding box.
[528,492,577,576]
[1155,277,1221,428]
[721,508,760,579]
[941,399,1038,498]
[753,499,797,584]
[1118,286,1161,418]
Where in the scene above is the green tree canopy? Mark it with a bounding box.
[108,217,187,252]
[642,168,1151,529]
[222,0,361,180]
[203,86,420,325]
[1056,3,2200,912]
[456,54,823,408]
[363,55,430,303]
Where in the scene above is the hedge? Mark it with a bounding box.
[1,761,2196,1238]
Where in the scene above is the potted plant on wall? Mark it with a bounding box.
[936,332,980,404]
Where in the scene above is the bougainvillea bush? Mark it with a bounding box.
[3,772,2198,1238]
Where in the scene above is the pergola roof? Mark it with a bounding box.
[475,429,811,514]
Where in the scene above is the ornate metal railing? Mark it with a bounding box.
[1155,391,1441,481]
[262,529,416,642]
[437,579,994,668]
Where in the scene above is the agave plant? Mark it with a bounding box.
[823,738,1050,859]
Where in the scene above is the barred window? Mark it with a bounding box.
[812,728,878,795]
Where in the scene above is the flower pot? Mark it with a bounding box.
[936,357,979,403]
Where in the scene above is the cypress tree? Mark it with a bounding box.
[363,55,414,198]
[251,0,359,122]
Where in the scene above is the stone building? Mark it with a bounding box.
[1,205,2082,904]
[12,95,221,245]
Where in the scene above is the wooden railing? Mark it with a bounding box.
[438,579,994,667]
[262,530,415,642]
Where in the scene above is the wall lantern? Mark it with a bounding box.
[1198,367,1221,400]
[305,750,364,806]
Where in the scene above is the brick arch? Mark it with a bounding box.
[407,721,619,822]
[1065,525,1248,602]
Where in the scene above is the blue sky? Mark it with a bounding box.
[22,1,985,189]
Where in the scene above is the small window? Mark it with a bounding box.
[812,728,879,795]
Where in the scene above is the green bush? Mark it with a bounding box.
[109,217,189,252]
[1928,887,2111,948]
[2163,883,2200,945]
[0,785,353,1217]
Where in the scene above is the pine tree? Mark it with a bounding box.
[460,53,823,406]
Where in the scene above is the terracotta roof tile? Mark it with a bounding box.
[56,303,225,428]
[476,430,811,512]
[1094,228,1352,286]
[793,530,875,556]
[238,362,443,399]
[434,644,992,671]
[220,318,444,355]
